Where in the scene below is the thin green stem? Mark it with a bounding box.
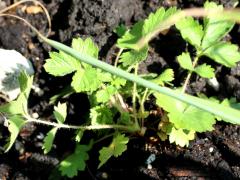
[114,48,123,67]
[181,55,200,93]
[140,88,149,128]
[132,63,139,127]
[25,116,139,132]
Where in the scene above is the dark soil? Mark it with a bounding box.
[0,0,240,179]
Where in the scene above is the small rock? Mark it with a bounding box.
[0,49,34,100]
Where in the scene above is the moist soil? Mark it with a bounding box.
[0,0,240,179]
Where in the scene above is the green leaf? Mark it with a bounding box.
[96,85,117,103]
[71,67,102,92]
[90,106,113,125]
[117,21,144,49]
[169,127,195,147]
[98,134,129,168]
[177,52,193,71]
[119,46,148,67]
[75,130,84,142]
[71,38,98,59]
[201,2,234,49]
[114,24,127,37]
[111,77,127,88]
[18,71,33,96]
[53,102,67,124]
[5,115,25,152]
[143,7,177,34]
[59,143,92,178]
[175,17,203,48]
[203,42,240,67]
[42,127,58,154]
[44,51,80,76]
[151,69,174,86]
[194,64,215,78]
[117,7,177,49]
[155,92,216,132]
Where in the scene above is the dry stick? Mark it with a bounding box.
[0,0,51,37]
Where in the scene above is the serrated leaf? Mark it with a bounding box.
[59,143,91,178]
[201,2,234,49]
[175,17,203,48]
[5,115,25,152]
[44,51,80,76]
[111,77,127,88]
[71,67,102,93]
[96,85,117,103]
[42,127,58,154]
[143,7,177,36]
[177,52,193,71]
[90,106,113,125]
[169,127,195,147]
[203,42,240,67]
[152,69,174,86]
[98,134,129,168]
[114,24,127,37]
[155,92,216,132]
[119,46,148,67]
[117,21,144,49]
[72,38,98,59]
[117,7,177,49]
[194,64,215,78]
[53,102,67,124]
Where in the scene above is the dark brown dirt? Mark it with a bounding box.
[0,0,240,179]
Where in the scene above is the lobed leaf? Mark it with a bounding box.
[44,51,80,76]
[194,64,215,78]
[90,106,113,125]
[119,46,148,67]
[175,17,203,48]
[96,85,117,103]
[5,115,25,152]
[169,127,195,147]
[53,102,67,124]
[42,127,58,154]
[155,92,216,132]
[59,143,91,178]
[151,69,174,86]
[203,42,240,67]
[201,2,234,49]
[117,7,177,49]
[98,134,129,168]
[177,52,194,71]
[71,67,102,93]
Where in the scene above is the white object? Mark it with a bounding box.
[207,77,220,91]
[0,49,34,100]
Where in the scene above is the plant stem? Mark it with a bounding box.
[181,56,199,93]
[114,48,123,67]
[140,88,148,127]
[132,63,139,127]
[25,116,139,132]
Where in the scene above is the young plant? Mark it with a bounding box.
[2,1,240,178]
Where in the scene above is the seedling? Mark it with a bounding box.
[1,1,240,178]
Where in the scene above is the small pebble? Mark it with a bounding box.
[147,164,153,170]
[32,112,39,119]
[209,147,214,153]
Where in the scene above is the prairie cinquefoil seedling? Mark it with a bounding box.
[2,1,240,178]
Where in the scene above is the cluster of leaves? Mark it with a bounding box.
[1,1,240,178]
[157,1,240,146]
